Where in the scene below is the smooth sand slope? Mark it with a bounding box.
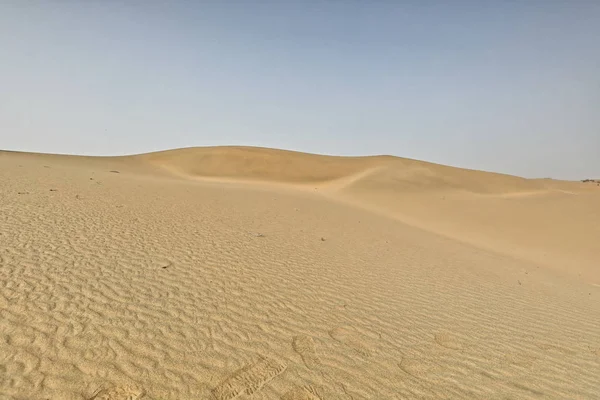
[1,147,599,400]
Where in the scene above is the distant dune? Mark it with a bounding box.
[136,146,385,183]
[134,146,599,280]
[136,146,557,192]
[1,146,599,399]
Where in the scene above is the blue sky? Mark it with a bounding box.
[1,1,598,179]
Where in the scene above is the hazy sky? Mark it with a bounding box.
[1,1,598,179]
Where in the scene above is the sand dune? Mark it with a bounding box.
[141,146,600,281]
[1,147,599,399]
[135,146,384,184]
[136,146,554,192]
[330,164,600,282]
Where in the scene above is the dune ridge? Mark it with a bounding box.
[3,146,581,192]
[1,146,599,399]
[135,146,600,281]
[136,146,561,192]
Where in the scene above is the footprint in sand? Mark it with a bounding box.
[212,357,287,400]
[281,385,323,400]
[536,342,576,356]
[434,332,463,350]
[329,327,373,357]
[89,385,145,400]
[503,353,538,368]
[588,346,600,357]
[398,357,436,378]
[292,335,321,369]
[152,258,173,270]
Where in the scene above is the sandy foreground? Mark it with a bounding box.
[1,147,599,399]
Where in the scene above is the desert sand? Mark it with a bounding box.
[1,146,599,399]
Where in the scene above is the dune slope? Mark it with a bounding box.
[137,146,555,191]
[136,146,384,183]
[140,146,600,281]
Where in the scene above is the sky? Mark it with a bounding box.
[1,1,598,179]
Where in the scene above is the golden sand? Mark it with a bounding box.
[1,147,599,399]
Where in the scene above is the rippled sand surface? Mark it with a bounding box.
[1,147,599,399]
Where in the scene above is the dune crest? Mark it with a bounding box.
[136,146,558,193]
[136,146,384,184]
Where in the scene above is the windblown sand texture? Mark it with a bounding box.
[1,146,599,399]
